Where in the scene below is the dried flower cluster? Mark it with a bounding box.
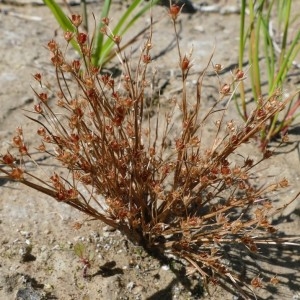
[0,5,298,298]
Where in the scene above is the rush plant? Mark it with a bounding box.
[238,0,300,150]
[1,3,299,299]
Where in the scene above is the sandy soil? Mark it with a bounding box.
[0,1,300,299]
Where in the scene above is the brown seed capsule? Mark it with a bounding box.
[169,4,181,20]
[90,65,100,75]
[13,136,22,147]
[2,153,15,165]
[270,276,279,285]
[33,73,42,83]
[181,56,190,71]
[47,40,57,52]
[220,83,231,95]
[102,17,110,26]
[39,93,48,102]
[235,68,244,80]
[19,144,28,155]
[37,127,46,136]
[37,143,46,152]
[113,35,122,45]
[221,165,231,175]
[72,222,83,230]
[143,54,151,64]
[251,276,263,288]
[60,63,72,72]
[214,63,223,73]
[100,26,107,35]
[64,31,74,42]
[263,150,273,159]
[71,14,82,27]
[279,178,289,188]
[51,54,63,66]
[34,103,43,114]
[10,167,24,180]
[72,60,81,73]
[256,108,266,120]
[77,32,87,45]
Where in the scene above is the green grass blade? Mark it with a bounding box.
[249,0,263,101]
[92,0,111,66]
[43,0,74,31]
[278,0,292,67]
[260,2,276,90]
[239,0,246,69]
[237,0,248,120]
[119,0,159,36]
[97,0,159,66]
[271,31,300,92]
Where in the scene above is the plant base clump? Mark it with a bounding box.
[0,6,298,299]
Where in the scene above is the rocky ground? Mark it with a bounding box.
[0,0,300,299]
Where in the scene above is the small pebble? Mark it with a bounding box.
[161,265,170,271]
[126,281,135,291]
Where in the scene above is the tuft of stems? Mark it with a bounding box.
[1,4,299,298]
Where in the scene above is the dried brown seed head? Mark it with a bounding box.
[19,144,28,155]
[220,83,231,95]
[61,63,72,72]
[36,143,46,152]
[38,93,48,102]
[113,35,122,45]
[99,26,107,35]
[221,165,231,176]
[37,127,46,136]
[251,276,263,288]
[213,63,223,73]
[143,54,151,64]
[227,120,235,132]
[270,276,279,285]
[263,150,273,159]
[169,4,181,20]
[34,103,43,114]
[33,73,42,83]
[181,55,190,71]
[51,54,64,66]
[77,32,88,45]
[244,158,254,167]
[13,135,22,147]
[10,167,24,180]
[279,178,289,188]
[234,68,245,80]
[47,40,58,52]
[102,17,110,26]
[72,60,81,73]
[71,14,82,27]
[90,65,100,75]
[256,108,266,120]
[2,153,15,165]
[64,31,74,42]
